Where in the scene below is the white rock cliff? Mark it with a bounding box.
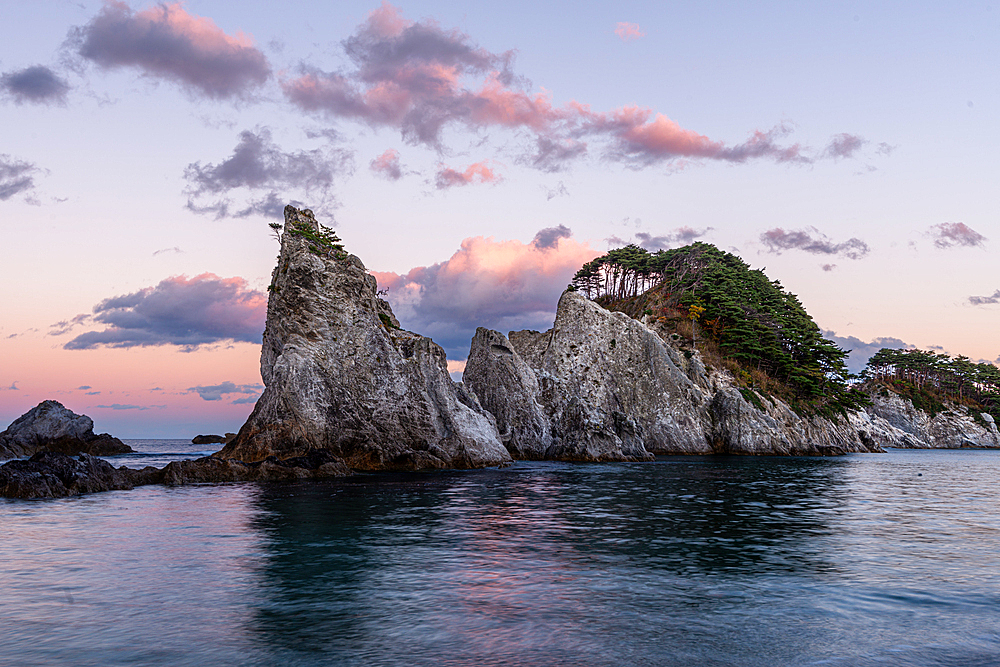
[219,206,510,470]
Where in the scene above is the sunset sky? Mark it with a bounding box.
[2,1,997,437]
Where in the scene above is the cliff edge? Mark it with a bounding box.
[218,206,510,470]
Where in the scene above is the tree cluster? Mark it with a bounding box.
[286,220,346,260]
[573,243,865,412]
[863,348,1000,419]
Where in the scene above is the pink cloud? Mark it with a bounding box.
[593,107,723,159]
[370,148,403,180]
[435,161,501,189]
[364,1,410,38]
[73,1,270,99]
[929,222,987,249]
[614,22,646,41]
[824,133,867,159]
[280,4,867,170]
[468,77,564,130]
[63,273,267,350]
[371,229,601,358]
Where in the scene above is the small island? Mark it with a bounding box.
[0,400,132,459]
[2,205,996,499]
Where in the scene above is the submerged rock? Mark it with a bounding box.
[219,206,510,471]
[0,400,132,459]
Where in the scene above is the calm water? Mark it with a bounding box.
[2,447,1000,666]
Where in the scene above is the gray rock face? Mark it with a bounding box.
[219,206,510,471]
[464,327,551,459]
[466,290,894,458]
[708,384,894,455]
[867,392,1000,448]
[517,291,709,459]
[0,400,132,459]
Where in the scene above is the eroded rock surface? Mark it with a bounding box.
[708,384,897,455]
[0,401,132,459]
[219,206,510,471]
[867,392,1000,448]
[464,327,551,459]
[467,290,895,458]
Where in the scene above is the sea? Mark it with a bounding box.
[2,442,999,666]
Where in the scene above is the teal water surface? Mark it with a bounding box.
[2,448,999,666]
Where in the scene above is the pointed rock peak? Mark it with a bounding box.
[220,204,510,470]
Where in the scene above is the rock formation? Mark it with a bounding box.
[192,434,227,445]
[0,449,350,499]
[465,290,899,458]
[0,400,132,459]
[866,391,1000,448]
[464,328,552,459]
[0,452,152,499]
[218,206,510,471]
[707,382,901,455]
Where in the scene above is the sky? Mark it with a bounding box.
[1,0,997,438]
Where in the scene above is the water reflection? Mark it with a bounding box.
[2,451,1000,665]
[244,456,853,664]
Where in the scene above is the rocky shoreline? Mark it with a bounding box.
[2,205,995,500]
[0,450,350,500]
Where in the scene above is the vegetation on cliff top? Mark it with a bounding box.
[571,242,867,416]
[863,348,1000,423]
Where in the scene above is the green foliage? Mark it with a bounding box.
[286,220,346,259]
[268,222,282,242]
[739,387,766,412]
[863,348,1000,422]
[577,242,858,412]
[378,312,399,330]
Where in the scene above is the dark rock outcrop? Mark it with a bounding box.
[0,401,132,459]
[0,452,147,499]
[0,449,352,499]
[160,449,350,486]
[218,206,510,471]
[192,434,227,445]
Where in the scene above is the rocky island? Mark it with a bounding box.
[216,206,511,470]
[0,400,132,459]
[2,205,996,499]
